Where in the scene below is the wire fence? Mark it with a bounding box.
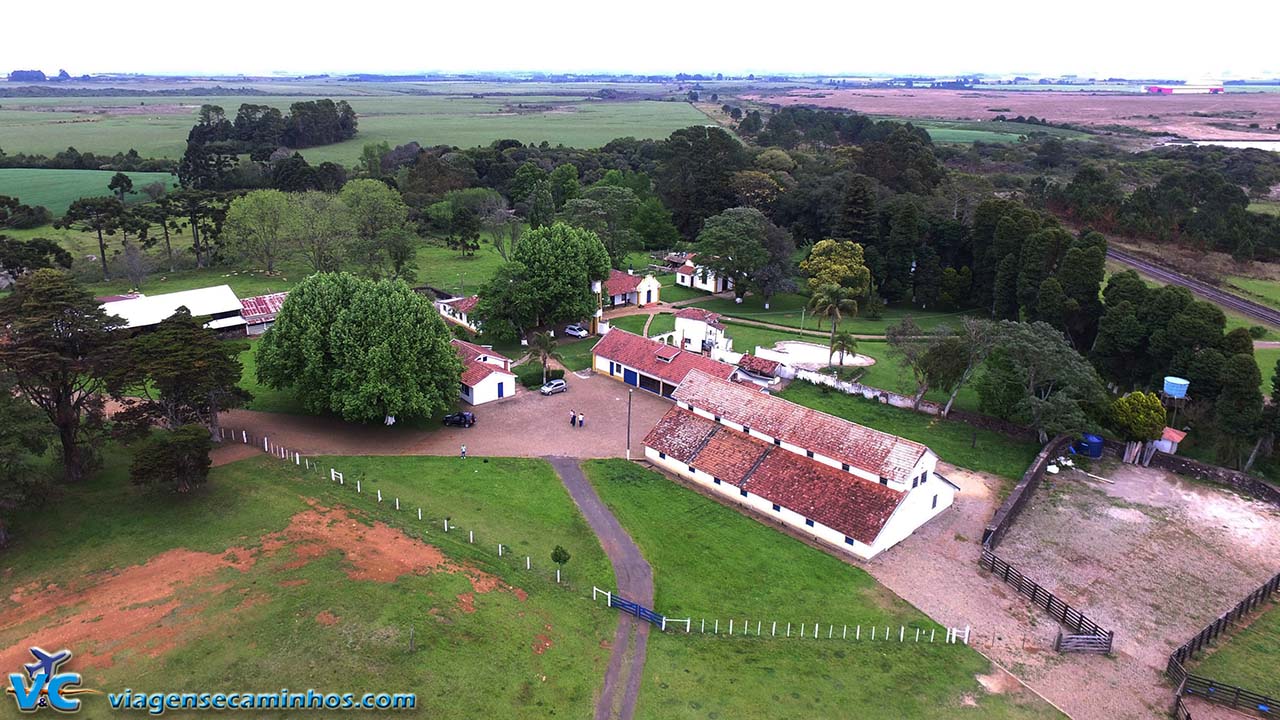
[590,587,971,644]
[222,426,980,651]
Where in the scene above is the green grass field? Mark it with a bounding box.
[1248,201,1280,216]
[1192,598,1280,699]
[895,119,1092,144]
[583,460,1060,720]
[646,312,675,336]
[0,168,175,214]
[778,382,1040,482]
[1226,275,1280,311]
[607,314,650,335]
[689,293,979,336]
[0,93,708,164]
[1,450,614,719]
[653,274,708,303]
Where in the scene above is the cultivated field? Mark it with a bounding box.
[739,88,1280,140]
[0,168,175,214]
[0,90,709,163]
[584,459,1062,720]
[0,451,615,719]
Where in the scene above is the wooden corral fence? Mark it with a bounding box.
[979,548,1114,654]
[1173,695,1194,720]
[1164,569,1280,717]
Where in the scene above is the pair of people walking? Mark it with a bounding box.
[568,409,585,428]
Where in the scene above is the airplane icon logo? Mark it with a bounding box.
[7,647,94,713]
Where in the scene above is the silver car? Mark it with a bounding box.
[540,379,568,395]
[564,324,589,338]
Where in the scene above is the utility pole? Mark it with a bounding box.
[626,388,634,460]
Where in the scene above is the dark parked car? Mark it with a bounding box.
[443,411,476,428]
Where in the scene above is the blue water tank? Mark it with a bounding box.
[1081,434,1104,459]
[1163,376,1190,399]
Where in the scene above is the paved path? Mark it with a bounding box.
[547,457,653,720]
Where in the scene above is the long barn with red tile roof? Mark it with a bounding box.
[592,328,736,397]
[643,370,956,559]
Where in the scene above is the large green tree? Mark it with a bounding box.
[800,239,872,296]
[56,196,124,281]
[1215,353,1264,469]
[695,207,775,301]
[110,308,249,439]
[0,379,50,546]
[0,270,122,482]
[656,126,748,237]
[130,425,213,494]
[257,273,463,424]
[976,321,1106,442]
[225,189,294,273]
[289,190,356,273]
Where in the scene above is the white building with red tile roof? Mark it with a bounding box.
[672,307,729,353]
[592,329,736,398]
[673,256,732,294]
[642,370,955,559]
[451,338,516,405]
[435,295,481,332]
[602,269,661,308]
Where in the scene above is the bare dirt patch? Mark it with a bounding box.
[532,633,553,655]
[455,592,476,614]
[315,611,339,626]
[1,501,526,672]
[0,547,255,671]
[740,88,1280,140]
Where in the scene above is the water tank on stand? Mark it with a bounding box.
[1163,376,1190,399]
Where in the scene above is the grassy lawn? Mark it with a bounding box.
[1192,598,1280,699]
[412,240,509,296]
[654,274,708,303]
[647,312,675,336]
[607,314,650,335]
[0,91,707,163]
[236,339,310,415]
[557,336,599,371]
[2,450,613,718]
[779,382,1040,481]
[583,460,1062,720]
[0,168,176,214]
[1226,275,1280,311]
[1256,347,1280,396]
[689,293,979,335]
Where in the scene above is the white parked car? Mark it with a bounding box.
[564,324,589,338]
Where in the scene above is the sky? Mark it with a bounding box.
[4,0,1279,79]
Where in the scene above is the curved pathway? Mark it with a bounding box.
[547,457,653,720]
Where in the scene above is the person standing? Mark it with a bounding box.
[577,412,584,428]
[569,409,577,428]
[460,444,467,459]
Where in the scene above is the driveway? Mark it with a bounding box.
[216,372,672,459]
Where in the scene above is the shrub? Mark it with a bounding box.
[516,363,564,388]
[1248,325,1268,339]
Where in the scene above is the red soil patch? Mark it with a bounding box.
[1,501,527,671]
[315,611,340,626]
[456,592,476,614]
[0,547,255,671]
[532,634,553,655]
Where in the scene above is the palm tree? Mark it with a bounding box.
[808,283,859,353]
[530,331,563,385]
[829,330,858,368]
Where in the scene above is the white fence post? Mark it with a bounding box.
[526,556,530,570]
[356,479,361,493]
[395,498,400,510]
[468,530,473,543]
[857,625,861,640]
[900,626,904,642]
[377,489,382,502]
[498,544,503,557]
[757,621,761,636]
[964,626,970,645]
[786,623,791,637]
[771,621,776,637]
[418,508,422,520]
[930,628,935,643]
[242,430,247,443]
[871,627,876,640]
[263,437,269,452]
[843,625,847,639]
[729,619,733,635]
[556,568,561,583]
[295,452,300,465]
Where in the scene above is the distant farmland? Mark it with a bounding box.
[0,90,710,164]
[0,168,175,214]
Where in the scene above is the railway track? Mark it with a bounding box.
[1106,248,1280,328]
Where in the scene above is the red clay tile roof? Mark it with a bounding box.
[643,407,718,459]
[451,295,480,314]
[239,292,289,323]
[451,338,510,364]
[748,449,904,545]
[675,265,695,275]
[674,307,724,330]
[644,407,904,545]
[593,329,736,387]
[1162,427,1187,443]
[672,370,930,483]
[605,269,642,296]
[691,426,770,485]
[737,354,780,377]
[451,338,514,387]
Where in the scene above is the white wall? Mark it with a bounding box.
[645,446,880,560]
[461,371,516,405]
[871,464,954,554]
